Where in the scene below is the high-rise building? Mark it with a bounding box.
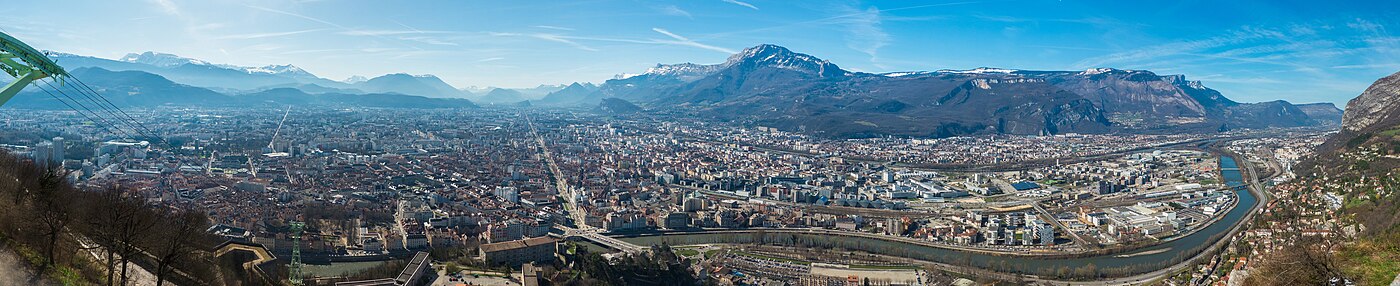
[493,187,519,203]
[1039,223,1055,246]
[32,141,52,167]
[51,137,64,167]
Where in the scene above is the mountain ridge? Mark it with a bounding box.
[582,44,1336,138]
[2,67,476,109]
[1308,70,1400,177]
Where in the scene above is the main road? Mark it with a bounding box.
[523,112,589,231]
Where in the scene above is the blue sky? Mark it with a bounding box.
[2,0,1398,105]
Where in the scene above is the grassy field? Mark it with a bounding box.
[303,261,389,277]
[703,249,722,259]
[675,249,700,257]
[1377,126,1400,137]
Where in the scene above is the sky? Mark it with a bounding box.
[2,0,1399,105]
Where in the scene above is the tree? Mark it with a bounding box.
[1245,237,1344,285]
[116,193,159,286]
[87,185,161,286]
[151,210,209,286]
[1074,263,1098,279]
[87,185,134,286]
[31,166,74,269]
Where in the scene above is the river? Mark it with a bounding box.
[618,156,1256,277]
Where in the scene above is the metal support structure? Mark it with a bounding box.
[289,222,305,286]
[0,31,67,107]
[0,68,41,105]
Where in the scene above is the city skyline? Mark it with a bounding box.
[0,0,1396,105]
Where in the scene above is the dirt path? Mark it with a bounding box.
[0,246,54,286]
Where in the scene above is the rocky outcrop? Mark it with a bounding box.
[1341,71,1400,133]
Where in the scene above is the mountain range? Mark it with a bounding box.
[554,44,1341,138]
[49,51,470,98]
[47,51,599,105]
[4,67,475,109]
[14,45,1346,138]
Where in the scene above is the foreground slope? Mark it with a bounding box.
[1251,70,1400,286]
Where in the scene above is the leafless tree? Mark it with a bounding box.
[86,185,159,286]
[114,193,159,286]
[151,209,209,286]
[1245,236,1345,285]
[31,167,74,269]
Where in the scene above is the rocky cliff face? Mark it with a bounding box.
[1341,71,1400,133]
[1308,70,1400,176]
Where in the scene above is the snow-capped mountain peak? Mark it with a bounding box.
[344,75,369,84]
[641,63,721,81]
[243,64,310,76]
[935,67,1019,74]
[723,44,846,77]
[881,71,934,77]
[1079,68,1133,75]
[119,51,210,67]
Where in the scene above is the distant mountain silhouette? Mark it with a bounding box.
[3,68,475,109]
[595,98,642,114]
[356,73,469,98]
[50,52,473,98]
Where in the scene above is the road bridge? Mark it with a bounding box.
[558,225,648,253]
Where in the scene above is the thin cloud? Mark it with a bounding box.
[1071,27,1288,69]
[1332,63,1398,69]
[534,25,575,31]
[246,5,437,50]
[215,29,325,40]
[720,0,759,10]
[693,1,992,41]
[148,0,180,16]
[477,57,506,62]
[491,32,599,51]
[401,36,459,46]
[386,19,457,45]
[245,5,351,30]
[660,5,693,19]
[339,30,452,36]
[835,5,889,65]
[532,34,598,51]
[651,28,736,54]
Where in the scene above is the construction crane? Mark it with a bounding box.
[289,221,305,286]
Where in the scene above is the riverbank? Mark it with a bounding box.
[618,155,1263,280]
